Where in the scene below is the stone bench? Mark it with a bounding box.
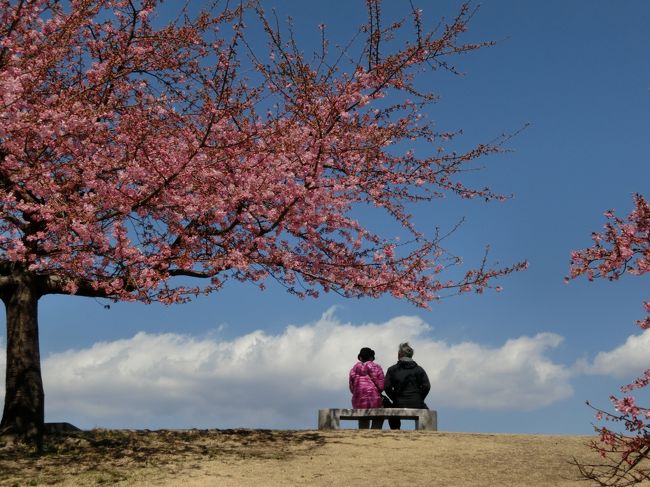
[318,408,437,431]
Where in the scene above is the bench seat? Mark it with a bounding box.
[318,408,437,431]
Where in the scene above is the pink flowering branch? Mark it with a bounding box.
[569,194,650,485]
[569,194,649,281]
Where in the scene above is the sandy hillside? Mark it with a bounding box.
[0,428,637,486]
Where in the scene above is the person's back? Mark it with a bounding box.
[385,358,429,409]
[349,360,384,408]
[384,342,430,429]
[349,347,385,429]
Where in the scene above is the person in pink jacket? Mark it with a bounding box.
[349,347,385,429]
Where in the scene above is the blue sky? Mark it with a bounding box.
[1,0,649,434]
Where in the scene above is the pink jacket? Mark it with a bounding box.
[349,360,385,408]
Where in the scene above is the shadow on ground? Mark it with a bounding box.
[0,429,328,485]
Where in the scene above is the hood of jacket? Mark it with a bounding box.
[353,360,377,375]
[397,357,418,369]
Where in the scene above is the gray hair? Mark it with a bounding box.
[398,342,414,358]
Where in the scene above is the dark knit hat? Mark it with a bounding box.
[358,347,375,362]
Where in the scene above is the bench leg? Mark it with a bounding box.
[416,411,437,431]
[318,409,341,430]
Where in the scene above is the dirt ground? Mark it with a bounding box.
[0,428,629,486]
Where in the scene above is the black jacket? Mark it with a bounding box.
[384,358,430,409]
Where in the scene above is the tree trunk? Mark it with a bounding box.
[0,275,44,449]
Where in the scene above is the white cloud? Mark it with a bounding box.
[583,328,650,378]
[0,309,573,429]
[418,333,572,410]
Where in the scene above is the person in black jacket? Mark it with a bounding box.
[384,342,431,430]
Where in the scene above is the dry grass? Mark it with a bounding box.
[0,428,617,486]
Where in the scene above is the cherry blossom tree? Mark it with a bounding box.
[569,194,650,485]
[0,0,524,446]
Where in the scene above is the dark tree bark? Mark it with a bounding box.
[0,273,44,449]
